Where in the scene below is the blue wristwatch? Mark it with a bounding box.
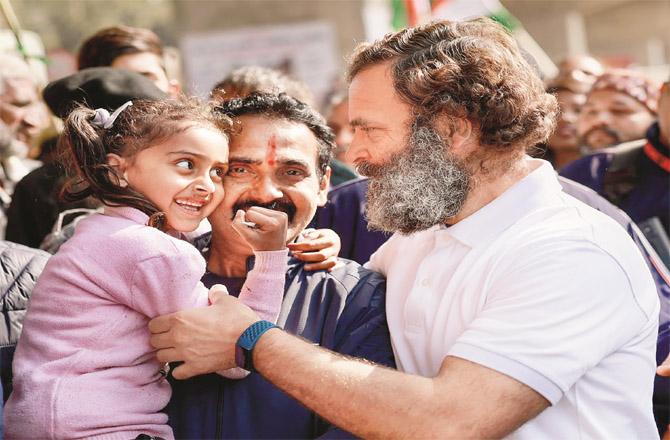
[235,320,280,372]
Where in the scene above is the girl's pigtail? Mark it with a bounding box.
[147,212,167,230]
[60,106,111,203]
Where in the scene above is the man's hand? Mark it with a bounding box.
[148,285,259,379]
[288,228,341,271]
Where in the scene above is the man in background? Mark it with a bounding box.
[78,25,180,96]
[324,93,358,187]
[0,54,49,150]
[555,55,604,89]
[561,71,668,261]
[0,54,48,189]
[576,69,658,152]
[211,65,313,105]
[541,74,591,170]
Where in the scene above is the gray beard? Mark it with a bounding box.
[357,124,471,235]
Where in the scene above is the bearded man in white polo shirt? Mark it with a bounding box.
[150,17,660,439]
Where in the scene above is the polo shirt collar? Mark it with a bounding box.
[442,158,561,248]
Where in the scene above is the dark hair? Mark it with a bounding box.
[78,26,165,70]
[211,66,314,106]
[217,92,334,178]
[347,17,557,153]
[60,98,232,220]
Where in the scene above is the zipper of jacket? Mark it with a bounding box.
[216,377,224,438]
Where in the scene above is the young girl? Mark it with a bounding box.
[5,99,290,439]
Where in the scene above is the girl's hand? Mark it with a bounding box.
[231,207,288,252]
[287,228,341,272]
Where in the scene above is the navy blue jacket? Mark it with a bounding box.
[167,256,394,439]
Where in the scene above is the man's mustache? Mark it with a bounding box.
[232,199,296,223]
[581,125,621,148]
[355,160,389,178]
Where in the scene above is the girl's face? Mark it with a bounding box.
[112,125,229,232]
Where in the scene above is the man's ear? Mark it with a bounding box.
[106,153,129,187]
[435,116,473,154]
[317,166,331,207]
[449,118,474,152]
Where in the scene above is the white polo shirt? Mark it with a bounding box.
[367,158,659,439]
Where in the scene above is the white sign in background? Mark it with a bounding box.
[180,21,340,107]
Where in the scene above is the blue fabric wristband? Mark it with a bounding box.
[235,320,280,372]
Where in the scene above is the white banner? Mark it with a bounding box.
[180,21,339,106]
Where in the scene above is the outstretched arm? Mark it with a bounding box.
[149,292,548,439]
[251,328,548,439]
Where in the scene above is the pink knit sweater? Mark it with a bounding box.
[4,206,287,439]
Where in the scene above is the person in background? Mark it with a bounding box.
[0,53,49,189]
[555,55,604,88]
[577,69,659,152]
[561,71,668,256]
[540,75,591,169]
[78,25,180,96]
[0,54,49,149]
[0,122,15,194]
[324,93,358,187]
[211,66,314,106]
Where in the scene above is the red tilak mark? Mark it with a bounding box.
[266,135,277,166]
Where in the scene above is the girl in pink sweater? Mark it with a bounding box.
[5,98,290,439]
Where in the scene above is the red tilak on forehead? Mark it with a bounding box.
[266,135,277,166]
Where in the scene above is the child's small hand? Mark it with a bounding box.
[231,207,288,251]
[287,228,341,272]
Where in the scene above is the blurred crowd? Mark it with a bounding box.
[0,21,668,438]
[0,27,667,257]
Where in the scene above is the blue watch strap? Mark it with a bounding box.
[235,320,279,372]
